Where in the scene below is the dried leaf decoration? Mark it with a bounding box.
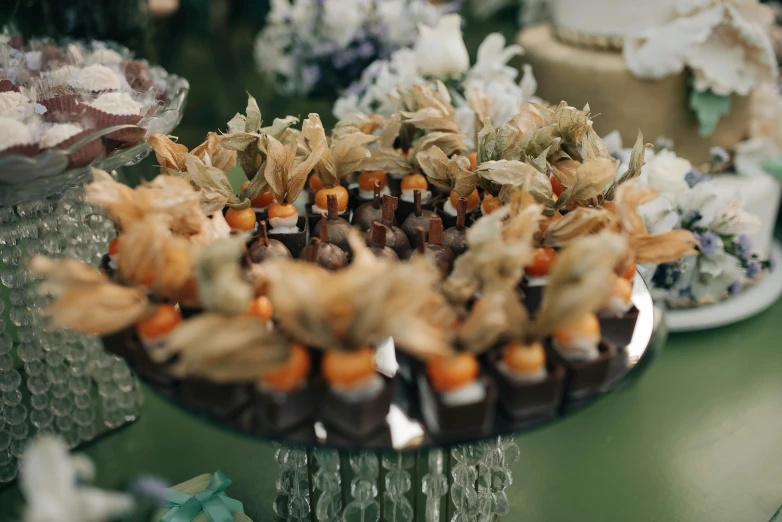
[303,113,377,187]
[148,134,187,173]
[28,256,154,335]
[155,314,291,382]
[191,132,237,173]
[603,131,653,201]
[358,114,415,177]
[456,281,529,354]
[531,232,628,340]
[263,128,326,205]
[253,229,453,361]
[193,235,254,315]
[417,146,477,197]
[180,153,249,211]
[476,160,553,207]
[556,157,617,209]
[541,207,614,247]
[222,93,264,180]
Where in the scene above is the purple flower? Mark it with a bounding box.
[710,146,730,164]
[728,281,743,296]
[736,234,752,259]
[747,260,762,279]
[695,231,719,255]
[684,168,711,188]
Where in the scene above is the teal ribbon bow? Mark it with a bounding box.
[161,471,244,522]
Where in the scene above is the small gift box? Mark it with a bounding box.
[155,471,251,522]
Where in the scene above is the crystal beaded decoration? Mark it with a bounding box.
[0,179,141,484]
[314,449,342,522]
[421,449,448,522]
[273,445,311,521]
[271,437,516,522]
[344,452,380,522]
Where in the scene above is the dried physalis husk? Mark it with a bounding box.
[194,235,254,315]
[359,113,413,177]
[302,113,338,187]
[532,232,628,340]
[155,235,196,304]
[551,158,580,188]
[411,131,468,163]
[116,217,170,287]
[613,183,658,236]
[457,281,529,354]
[157,314,291,382]
[85,168,144,230]
[541,207,614,247]
[191,132,237,174]
[328,127,376,180]
[635,230,700,264]
[148,134,187,173]
[29,256,154,335]
[417,146,477,197]
[264,130,327,204]
[181,153,248,211]
[603,131,652,201]
[556,157,617,209]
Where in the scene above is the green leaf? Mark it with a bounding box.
[689,87,732,138]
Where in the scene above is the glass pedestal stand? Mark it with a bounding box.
[272,437,520,522]
[0,171,144,485]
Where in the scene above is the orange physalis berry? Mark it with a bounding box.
[427,352,479,392]
[225,208,257,231]
[525,247,557,277]
[136,303,181,339]
[262,344,311,392]
[358,171,387,191]
[314,186,349,212]
[449,189,479,211]
[322,346,376,388]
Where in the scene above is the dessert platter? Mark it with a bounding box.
[29,88,694,450]
[0,32,189,206]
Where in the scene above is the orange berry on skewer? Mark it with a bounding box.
[261,344,311,392]
[358,171,387,193]
[449,189,479,213]
[427,352,480,392]
[322,346,376,389]
[136,303,181,344]
[246,295,273,322]
[240,180,274,209]
[503,341,546,374]
[481,194,502,215]
[308,173,324,192]
[314,185,349,213]
[525,247,557,277]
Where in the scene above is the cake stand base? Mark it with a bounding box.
[667,240,782,332]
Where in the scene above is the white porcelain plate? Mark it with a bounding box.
[667,240,782,332]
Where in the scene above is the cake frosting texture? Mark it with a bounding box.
[551,0,679,39]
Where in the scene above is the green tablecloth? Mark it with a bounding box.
[1,297,781,522]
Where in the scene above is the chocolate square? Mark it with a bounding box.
[598,306,640,348]
[253,378,321,433]
[267,216,308,258]
[487,351,566,422]
[178,379,251,421]
[547,339,618,401]
[321,375,395,438]
[417,373,497,442]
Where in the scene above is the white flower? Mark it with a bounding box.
[602,130,624,155]
[322,0,371,49]
[466,33,523,85]
[624,0,778,96]
[413,14,470,79]
[690,250,745,301]
[20,436,134,522]
[710,199,762,235]
[454,105,477,150]
[333,92,362,119]
[643,149,692,198]
[637,196,681,235]
[677,181,722,228]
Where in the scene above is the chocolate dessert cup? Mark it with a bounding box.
[520,278,546,316]
[102,330,177,390]
[320,374,396,439]
[487,351,566,422]
[267,216,308,258]
[547,338,618,401]
[325,421,393,448]
[254,378,321,434]
[598,306,640,348]
[178,379,251,421]
[417,373,497,443]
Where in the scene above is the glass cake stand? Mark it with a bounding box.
[0,75,189,486]
[109,274,666,522]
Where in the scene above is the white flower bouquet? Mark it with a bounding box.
[253,0,460,98]
[608,138,774,307]
[333,13,539,150]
